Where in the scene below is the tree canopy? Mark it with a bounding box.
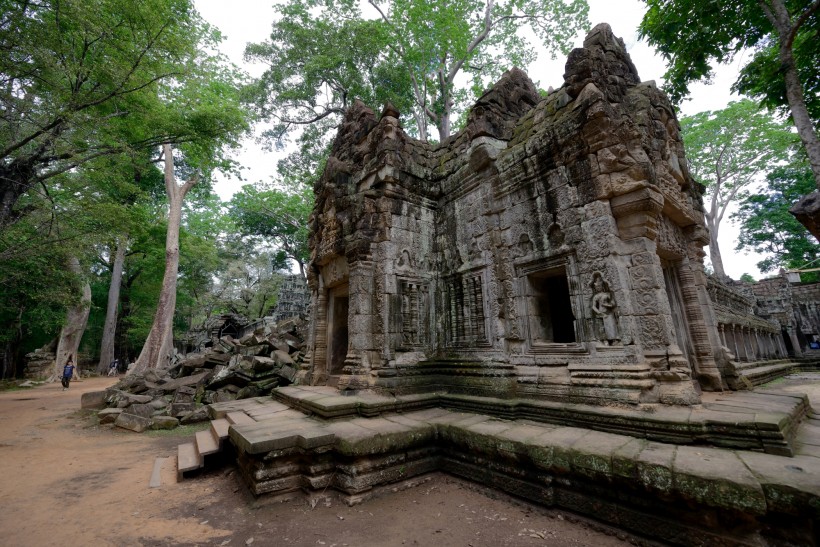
[639,0,820,189]
[734,160,820,278]
[245,0,590,144]
[0,0,247,227]
[679,99,799,278]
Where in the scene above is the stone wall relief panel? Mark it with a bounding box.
[441,268,491,348]
[394,277,432,351]
[656,216,687,260]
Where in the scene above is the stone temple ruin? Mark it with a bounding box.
[303,23,726,406]
[84,24,820,545]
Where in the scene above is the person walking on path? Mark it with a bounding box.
[61,355,76,391]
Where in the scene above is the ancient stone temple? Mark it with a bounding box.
[302,24,730,406]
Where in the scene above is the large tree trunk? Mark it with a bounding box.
[761,0,820,187]
[97,238,126,373]
[131,144,197,374]
[708,228,727,280]
[53,256,91,380]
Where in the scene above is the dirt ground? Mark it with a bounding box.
[4,374,818,547]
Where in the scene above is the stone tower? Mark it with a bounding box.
[301,24,729,405]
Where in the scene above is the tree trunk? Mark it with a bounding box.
[778,44,820,188]
[97,238,126,373]
[53,256,91,380]
[132,144,197,373]
[704,211,728,279]
[0,163,35,228]
[709,229,727,280]
[760,0,820,188]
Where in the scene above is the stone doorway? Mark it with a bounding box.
[327,285,349,375]
[527,267,576,344]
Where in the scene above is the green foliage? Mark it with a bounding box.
[245,0,589,143]
[733,161,820,275]
[0,0,250,225]
[734,26,820,127]
[681,99,799,205]
[243,1,412,143]
[739,273,757,283]
[638,0,815,105]
[228,184,312,275]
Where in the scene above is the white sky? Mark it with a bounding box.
[195,0,765,280]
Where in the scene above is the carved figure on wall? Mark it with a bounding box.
[514,233,533,258]
[591,271,620,346]
[396,249,415,271]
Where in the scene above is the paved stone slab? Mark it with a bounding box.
[226,411,256,425]
[634,442,677,495]
[528,427,590,473]
[570,430,634,478]
[673,446,766,514]
[738,451,820,518]
[149,457,166,487]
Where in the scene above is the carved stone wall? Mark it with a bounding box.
[305,24,734,405]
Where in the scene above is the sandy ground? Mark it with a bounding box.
[0,377,639,547]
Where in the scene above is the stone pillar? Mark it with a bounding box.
[339,260,376,391]
[788,327,804,358]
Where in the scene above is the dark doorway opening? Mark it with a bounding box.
[328,290,349,375]
[529,268,576,343]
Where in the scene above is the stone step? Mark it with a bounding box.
[227,410,256,426]
[195,428,220,457]
[177,441,201,479]
[732,359,792,372]
[211,418,230,442]
[739,363,797,386]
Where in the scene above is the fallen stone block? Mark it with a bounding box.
[273,350,294,366]
[98,408,123,424]
[114,412,153,433]
[149,398,169,410]
[126,403,153,419]
[151,416,179,430]
[81,390,107,410]
[180,407,209,424]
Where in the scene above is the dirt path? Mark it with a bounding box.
[0,377,636,546]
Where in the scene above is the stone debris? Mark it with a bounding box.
[94,316,307,431]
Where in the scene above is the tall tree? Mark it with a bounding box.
[97,237,126,373]
[680,99,798,278]
[132,144,197,373]
[639,0,820,188]
[734,161,820,276]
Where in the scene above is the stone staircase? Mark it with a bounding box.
[732,359,797,387]
[176,410,255,479]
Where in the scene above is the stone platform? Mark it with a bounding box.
[271,385,809,456]
[207,387,820,545]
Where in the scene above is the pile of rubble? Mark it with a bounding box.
[85,317,307,432]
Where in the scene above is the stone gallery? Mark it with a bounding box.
[302,23,727,406]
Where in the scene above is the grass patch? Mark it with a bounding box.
[0,380,36,392]
[145,421,211,438]
[761,377,787,388]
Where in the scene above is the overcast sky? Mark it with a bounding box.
[195,0,765,279]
